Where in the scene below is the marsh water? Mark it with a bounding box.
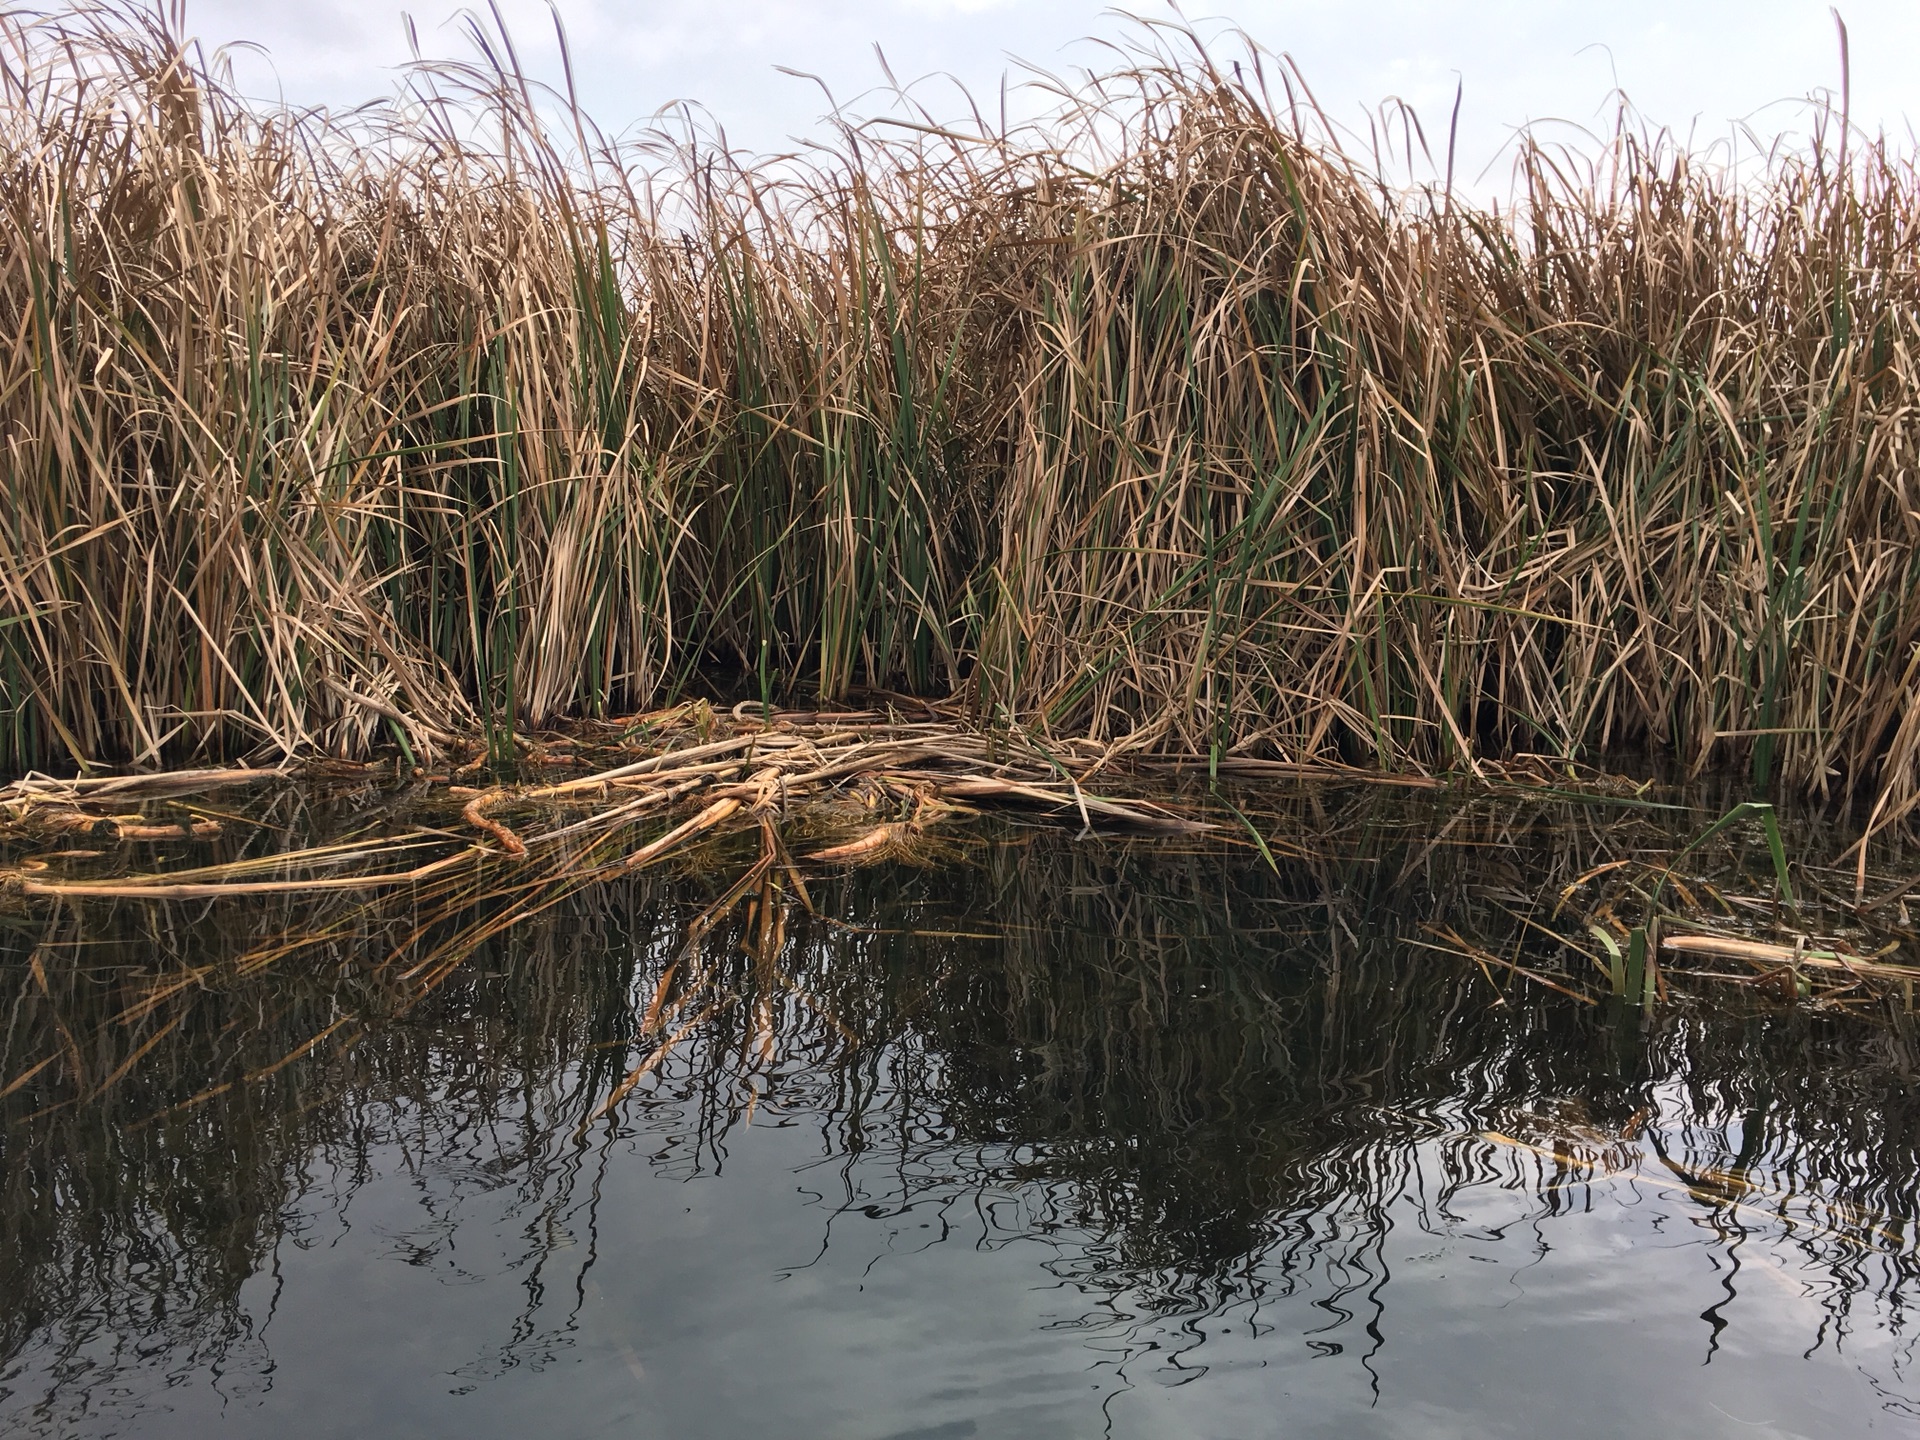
[5,784,1920,1438]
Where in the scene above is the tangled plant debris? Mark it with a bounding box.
[5,700,1920,1076]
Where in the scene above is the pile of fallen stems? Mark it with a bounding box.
[0,703,1216,907]
[9,731,1920,1260]
[6,702,1920,1031]
[6,4,1920,841]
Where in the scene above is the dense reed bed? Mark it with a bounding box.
[4,6,1920,825]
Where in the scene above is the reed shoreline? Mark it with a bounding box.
[5,699,1917,1025]
[5,6,1920,836]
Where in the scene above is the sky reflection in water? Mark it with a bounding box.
[4,798,1920,1438]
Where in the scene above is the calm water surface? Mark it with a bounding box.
[4,793,1919,1437]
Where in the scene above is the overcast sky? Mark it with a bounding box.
[182,1,1919,190]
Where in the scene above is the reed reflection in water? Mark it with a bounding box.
[4,796,1920,1437]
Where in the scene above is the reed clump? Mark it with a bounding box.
[5,6,1920,824]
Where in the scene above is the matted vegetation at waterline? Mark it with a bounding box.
[5,6,1920,827]
[5,702,1920,1042]
[10,741,1920,1351]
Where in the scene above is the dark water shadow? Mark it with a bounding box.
[4,785,1920,1435]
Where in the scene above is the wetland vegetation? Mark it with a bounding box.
[3,5,1920,830]
[8,2,1920,1432]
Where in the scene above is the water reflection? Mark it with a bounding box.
[5,789,1920,1436]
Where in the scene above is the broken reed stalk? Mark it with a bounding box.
[6,7,1920,833]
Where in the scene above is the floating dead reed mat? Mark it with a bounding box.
[0,705,1230,902]
[6,704,1920,1029]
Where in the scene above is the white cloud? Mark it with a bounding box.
[178,0,1920,186]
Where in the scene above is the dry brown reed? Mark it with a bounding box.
[5,5,1920,831]
[6,701,1918,1035]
